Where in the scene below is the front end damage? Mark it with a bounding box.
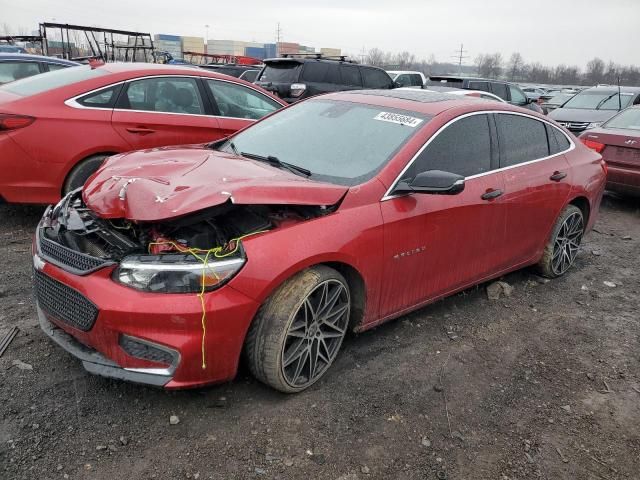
[33,189,339,388]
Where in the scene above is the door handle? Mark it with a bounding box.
[125,127,156,135]
[550,171,567,182]
[481,189,503,200]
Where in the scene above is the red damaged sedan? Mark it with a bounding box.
[33,90,606,392]
[0,62,285,204]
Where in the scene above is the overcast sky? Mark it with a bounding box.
[2,0,638,67]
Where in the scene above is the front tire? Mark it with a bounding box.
[537,204,585,278]
[244,266,351,393]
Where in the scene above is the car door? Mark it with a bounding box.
[203,78,284,136]
[379,113,507,318]
[111,76,220,150]
[495,112,573,267]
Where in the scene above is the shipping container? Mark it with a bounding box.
[321,47,341,57]
[245,46,266,60]
[155,34,181,42]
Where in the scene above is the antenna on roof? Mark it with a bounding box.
[617,75,622,111]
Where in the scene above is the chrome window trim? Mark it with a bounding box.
[63,74,277,121]
[381,110,575,201]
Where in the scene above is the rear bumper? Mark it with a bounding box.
[607,164,640,196]
[0,132,60,204]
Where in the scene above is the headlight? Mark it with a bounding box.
[113,254,245,293]
[586,122,602,129]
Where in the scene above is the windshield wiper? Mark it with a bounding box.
[228,141,240,156]
[240,152,311,177]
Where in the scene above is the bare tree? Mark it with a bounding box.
[585,57,606,85]
[476,53,502,78]
[507,52,525,81]
[365,48,386,67]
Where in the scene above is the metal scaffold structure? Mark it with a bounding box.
[39,22,155,62]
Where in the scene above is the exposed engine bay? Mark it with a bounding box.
[40,190,335,262]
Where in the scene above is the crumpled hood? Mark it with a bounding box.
[548,108,618,124]
[83,146,348,221]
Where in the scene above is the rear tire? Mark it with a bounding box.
[244,266,350,393]
[62,154,109,194]
[537,204,585,278]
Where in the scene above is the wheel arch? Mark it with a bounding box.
[60,151,119,195]
[568,195,591,224]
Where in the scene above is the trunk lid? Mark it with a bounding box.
[83,145,348,221]
[582,128,640,168]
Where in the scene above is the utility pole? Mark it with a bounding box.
[276,22,282,56]
[204,24,209,54]
[451,43,468,75]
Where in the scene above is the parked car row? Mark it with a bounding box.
[0,52,633,395]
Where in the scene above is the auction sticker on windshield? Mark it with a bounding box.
[374,112,423,127]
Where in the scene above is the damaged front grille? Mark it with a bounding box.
[39,234,109,274]
[34,270,99,331]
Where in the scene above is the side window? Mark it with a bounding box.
[491,82,509,101]
[468,81,490,92]
[496,114,549,167]
[395,74,410,86]
[301,62,340,83]
[340,64,362,87]
[551,125,571,152]
[121,77,204,114]
[206,79,281,120]
[362,67,393,89]
[77,85,121,108]
[405,114,492,179]
[508,85,527,105]
[0,61,41,83]
[410,74,423,86]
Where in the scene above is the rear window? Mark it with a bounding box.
[604,108,640,130]
[0,65,102,96]
[0,61,41,84]
[257,62,302,83]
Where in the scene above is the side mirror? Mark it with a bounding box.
[393,170,465,195]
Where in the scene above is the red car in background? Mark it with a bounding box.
[33,90,605,393]
[0,63,286,204]
[580,105,640,196]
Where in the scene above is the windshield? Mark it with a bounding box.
[562,90,635,111]
[220,99,430,186]
[257,63,302,83]
[604,108,640,130]
[0,65,106,96]
[546,93,574,105]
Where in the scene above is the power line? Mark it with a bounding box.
[451,43,469,74]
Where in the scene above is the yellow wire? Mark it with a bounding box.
[147,230,267,369]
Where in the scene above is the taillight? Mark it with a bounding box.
[581,138,606,153]
[0,114,35,131]
[290,83,307,98]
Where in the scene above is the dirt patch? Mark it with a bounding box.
[1,195,639,480]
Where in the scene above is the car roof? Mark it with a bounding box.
[0,52,79,65]
[387,70,423,75]
[581,85,640,93]
[323,89,521,116]
[429,75,504,83]
[263,57,382,69]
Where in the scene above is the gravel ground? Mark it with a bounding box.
[1,194,639,480]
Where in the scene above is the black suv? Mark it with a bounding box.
[426,76,542,113]
[255,55,395,103]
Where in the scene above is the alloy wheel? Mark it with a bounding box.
[281,279,350,389]
[551,211,584,276]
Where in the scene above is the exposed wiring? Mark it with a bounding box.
[147,230,267,369]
